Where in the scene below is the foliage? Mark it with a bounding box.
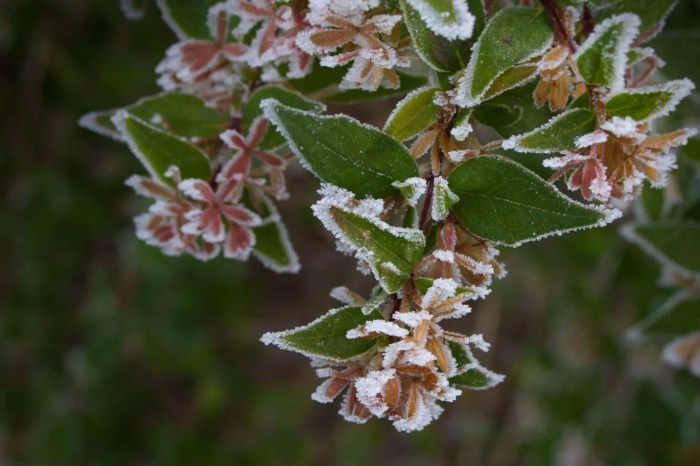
[70,0,700,437]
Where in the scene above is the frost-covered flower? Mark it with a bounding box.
[534,45,586,111]
[157,8,247,90]
[126,168,220,260]
[179,172,262,260]
[221,118,289,200]
[297,11,409,91]
[547,118,696,202]
[233,0,313,80]
[417,222,505,293]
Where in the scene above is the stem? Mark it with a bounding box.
[419,174,435,233]
[539,0,577,53]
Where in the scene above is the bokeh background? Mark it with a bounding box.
[2,1,700,465]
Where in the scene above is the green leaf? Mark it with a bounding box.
[622,222,700,277]
[242,86,325,150]
[253,221,300,273]
[113,111,212,182]
[503,108,597,153]
[263,100,419,198]
[473,102,523,127]
[79,92,230,142]
[328,208,426,293]
[591,0,677,37]
[605,79,694,122]
[574,14,640,91]
[630,292,700,337]
[262,306,383,360]
[450,366,504,390]
[449,156,609,246]
[155,0,219,39]
[431,176,459,221]
[400,0,470,72]
[384,86,440,141]
[455,6,553,107]
[447,341,504,389]
[483,64,539,100]
[638,184,667,222]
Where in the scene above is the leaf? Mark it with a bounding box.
[483,64,539,100]
[263,100,419,198]
[502,108,597,153]
[629,292,700,337]
[384,86,440,141]
[447,341,504,389]
[431,176,459,221]
[79,92,229,141]
[329,208,426,293]
[473,102,523,127]
[605,79,694,123]
[455,6,553,107]
[261,306,383,361]
[113,111,212,182]
[591,0,678,37]
[573,14,640,92]
[405,0,477,40]
[242,86,325,150]
[450,366,504,390]
[400,0,471,72]
[448,156,609,246]
[621,222,700,277]
[253,221,300,274]
[155,0,219,40]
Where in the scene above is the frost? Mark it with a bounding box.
[330,286,364,306]
[392,177,427,207]
[433,249,455,263]
[431,176,460,222]
[662,332,700,377]
[575,131,608,148]
[606,79,695,123]
[600,116,640,138]
[406,0,476,40]
[347,320,409,339]
[354,369,397,416]
[573,13,641,92]
[450,121,473,141]
[120,0,146,20]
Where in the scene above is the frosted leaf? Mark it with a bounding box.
[573,13,640,92]
[330,286,365,306]
[606,79,695,123]
[392,177,427,207]
[311,378,344,403]
[406,0,476,40]
[347,320,409,339]
[431,176,460,221]
[338,390,370,424]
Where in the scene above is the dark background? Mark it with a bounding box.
[1,1,700,464]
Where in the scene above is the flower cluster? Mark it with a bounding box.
[266,278,502,432]
[123,115,295,266]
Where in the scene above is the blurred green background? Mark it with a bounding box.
[1,1,700,465]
